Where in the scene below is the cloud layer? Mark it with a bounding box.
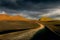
[40,8,60,17]
[0,0,60,20]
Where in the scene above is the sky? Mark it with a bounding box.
[0,0,60,20]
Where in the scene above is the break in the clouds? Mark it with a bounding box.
[0,0,60,20]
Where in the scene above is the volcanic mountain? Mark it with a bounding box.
[0,14,28,21]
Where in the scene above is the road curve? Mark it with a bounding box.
[0,22,45,40]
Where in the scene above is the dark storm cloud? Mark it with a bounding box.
[0,0,60,19]
[0,0,60,10]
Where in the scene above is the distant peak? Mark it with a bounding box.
[39,16,53,21]
[0,13,29,21]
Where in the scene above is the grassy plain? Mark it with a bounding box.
[0,21,39,32]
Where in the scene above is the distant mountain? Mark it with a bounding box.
[0,14,28,21]
[39,16,53,21]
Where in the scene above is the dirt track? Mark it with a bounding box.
[0,23,44,40]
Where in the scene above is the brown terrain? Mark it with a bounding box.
[0,14,60,40]
[0,14,29,21]
[0,14,40,32]
[0,14,44,40]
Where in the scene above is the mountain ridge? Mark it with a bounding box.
[0,14,28,21]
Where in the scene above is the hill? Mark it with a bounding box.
[0,13,40,32]
[0,14,28,21]
[39,16,53,21]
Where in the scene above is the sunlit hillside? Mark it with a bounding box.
[39,16,53,21]
[0,14,29,21]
